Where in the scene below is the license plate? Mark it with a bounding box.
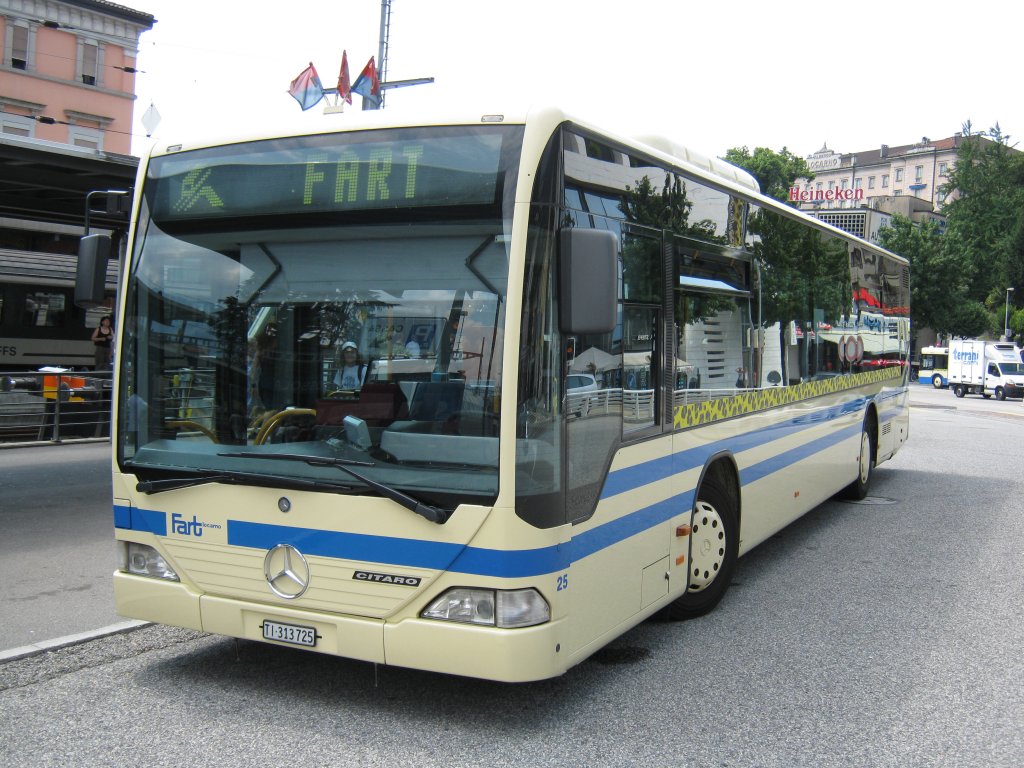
[262,620,317,647]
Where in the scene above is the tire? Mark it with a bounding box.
[841,416,876,501]
[995,387,1006,401]
[661,478,738,620]
[932,375,943,389]
[953,385,966,398]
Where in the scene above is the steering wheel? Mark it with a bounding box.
[254,408,317,445]
[166,419,219,443]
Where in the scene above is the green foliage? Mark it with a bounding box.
[619,173,729,320]
[619,173,719,240]
[876,215,980,336]
[941,123,1024,310]
[751,210,848,328]
[1011,307,1024,339]
[947,301,993,338]
[724,145,845,328]
[723,146,812,201]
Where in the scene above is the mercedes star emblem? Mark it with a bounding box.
[263,543,310,599]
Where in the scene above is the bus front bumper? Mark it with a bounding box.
[113,572,568,682]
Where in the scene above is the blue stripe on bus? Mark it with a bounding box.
[117,394,900,579]
[113,504,131,529]
[226,520,570,578]
[113,504,166,535]
[740,421,861,485]
[601,397,869,500]
[570,492,694,562]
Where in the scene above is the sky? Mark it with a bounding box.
[120,0,1021,161]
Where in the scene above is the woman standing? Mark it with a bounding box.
[91,316,113,369]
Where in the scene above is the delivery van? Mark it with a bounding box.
[947,339,1024,400]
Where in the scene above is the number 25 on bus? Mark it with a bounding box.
[84,107,910,682]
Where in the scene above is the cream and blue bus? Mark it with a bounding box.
[917,345,949,388]
[96,107,910,682]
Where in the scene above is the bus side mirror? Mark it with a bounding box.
[75,234,111,308]
[559,228,617,334]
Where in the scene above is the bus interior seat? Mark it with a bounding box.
[380,380,498,464]
[406,381,465,422]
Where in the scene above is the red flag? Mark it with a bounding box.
[352,56,380,99]
[337,50,352,105]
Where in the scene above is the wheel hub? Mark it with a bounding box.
[689,500,726,592]
[858,431,871,484]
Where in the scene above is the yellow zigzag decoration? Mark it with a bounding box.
[672,367,904,429]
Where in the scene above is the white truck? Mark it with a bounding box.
[947,339,1024,400]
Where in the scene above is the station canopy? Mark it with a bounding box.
[0,134,137,231]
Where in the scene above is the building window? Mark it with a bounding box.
[915,165,924,182]
[868,176,876,189]
[0,113,34,137]
[938,189,947,204]
[894,189,902,196]
[854,178,862,189]
[939,162,948,176]
[68,126,104,151]
[8,23,30,69]
[895,168,903,183]
[828,181,835,190]
[882,175,889,188]
[79,40,100,86]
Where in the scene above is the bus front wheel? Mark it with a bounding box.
[662,479,738,620]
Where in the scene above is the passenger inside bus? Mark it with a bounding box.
[332,341,369,391]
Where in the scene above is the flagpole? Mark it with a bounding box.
[376,0,391,109]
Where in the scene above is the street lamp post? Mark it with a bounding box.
[1005,287,1015,341]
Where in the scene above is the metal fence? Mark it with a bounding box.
[0,370,112,445]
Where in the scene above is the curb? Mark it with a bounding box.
[0,619,151,663]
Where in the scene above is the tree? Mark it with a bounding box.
[722,146,812,201]
[941,123,1024,311]
[876,215,985,338]
[726,146,845,380]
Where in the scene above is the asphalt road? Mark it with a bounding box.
[0,441,121,649]
[1,386,1022,767]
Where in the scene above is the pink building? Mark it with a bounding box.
[1,0,153,154]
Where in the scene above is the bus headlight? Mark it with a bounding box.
[422,588,550,628]
[117,541,179,581]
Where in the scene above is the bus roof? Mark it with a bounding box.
[141,104,905,267]
[143,104,755,195]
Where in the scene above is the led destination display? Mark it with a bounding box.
[148,128,514,221]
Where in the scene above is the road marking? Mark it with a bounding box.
[0,619,150,663]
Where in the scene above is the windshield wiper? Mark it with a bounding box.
[136,472,238,494]
[126,463,359,497]
[218,452,450,524]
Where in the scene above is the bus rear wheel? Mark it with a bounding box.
[841,416,876,501]
[662,479,738,620]
[932,375,943,389]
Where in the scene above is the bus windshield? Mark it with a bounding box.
[118,126,522,503]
